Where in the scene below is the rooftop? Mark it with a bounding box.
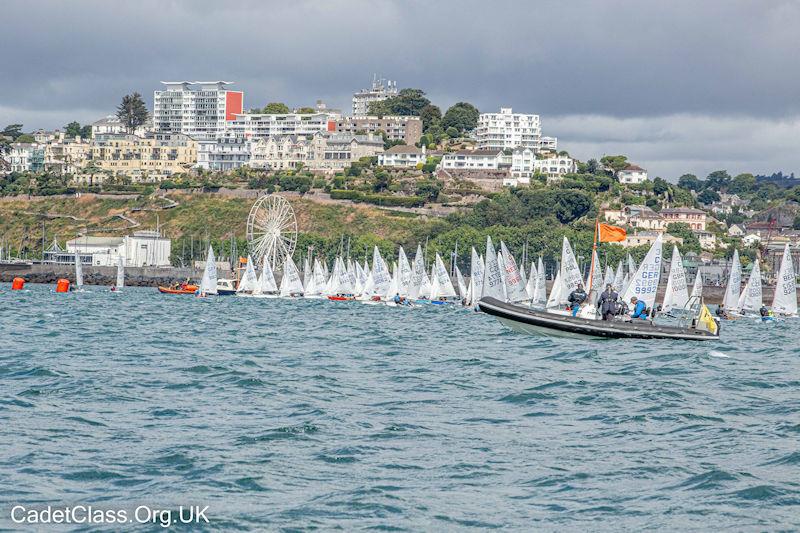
[621,164,646,172]
[385,145,423,154]
[661,207,706,214]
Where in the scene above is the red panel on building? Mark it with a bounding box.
[225,91,244,121]
[327,120,336,132]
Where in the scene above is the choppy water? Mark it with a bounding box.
[1,284,799,530]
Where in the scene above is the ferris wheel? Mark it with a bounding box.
[246,194,298,271]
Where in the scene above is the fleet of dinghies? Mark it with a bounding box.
[178,232,799,321]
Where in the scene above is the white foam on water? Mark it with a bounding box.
[708,350,730,359]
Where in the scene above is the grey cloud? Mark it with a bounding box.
[0,0,798,178]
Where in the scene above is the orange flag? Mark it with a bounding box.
[598,223,626,243]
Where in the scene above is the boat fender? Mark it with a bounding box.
[11,277,25,290]
[55,279,70,293]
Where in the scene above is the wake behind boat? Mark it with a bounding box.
[478,297,720,341]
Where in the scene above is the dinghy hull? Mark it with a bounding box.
[478,297,719,341]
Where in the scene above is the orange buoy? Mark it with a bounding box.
[11,277,25,290]
[55,278,70,293]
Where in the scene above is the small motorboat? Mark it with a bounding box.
[216,278,237,296]
[478,297,720,341]
[158,283,199,295]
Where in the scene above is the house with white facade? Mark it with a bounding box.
[226,112,336,141]
[476,108,556,151]
[506,147,576,185]
[441,149,502,170]
[661,207,707,231]
[8,143,45,173]
[153,81,243,141]
[378,145,426,167]
[617,164,648,184]
[197,132,251,171]
[250,135,311,171]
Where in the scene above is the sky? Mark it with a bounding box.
[1,0,799,180]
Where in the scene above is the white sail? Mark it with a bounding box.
[481,236,505,300]
[736,258,762,314]
[627,254,637,277]
[431,253,457,300]
[198,245,218,295]
[533,257,547,307]
[613,261,624,291]
[722,249,742,312]
[279,255,305,297]
[74,250,84,288]
[398,246,413,297]
[408,244,429,299]
[772,243,797,315]
[115,256,125,289]
[255,255,279,294]
[303,257,312,289]
[586,249,602,293]
[237,255,259,294]
[662,245,689,313]
[496,250,509,302]
[690,268,703,300]
[455,264,468,300]
[468,248,485,306]
[546,270,563,309]
[500,241,528,303]
[621,272,631,296]
[622,234,662,310]
[371,247,392,296]
[385,262,400,300]
[525,261,537,300]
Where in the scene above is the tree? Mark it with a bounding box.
[600,155,629,173]
[415,179,443,201]
[373,170,391,192]
[442,102,480,132]
[793,215,800,230]
[445,126,459,138]
[705,170,731,191]
[260,102,290,114]
[368,88,431,117]
[64,121,83,138]
[419,104,441,132]
[729,173,756,194]
[1,124,24,140]
[116,92,149,133]
[15,134,35,143]
[652,177,670,196]
[697,189,721,205]
[666,223,702,252]
[80,125,92,139]
[585,159,599,175]
[296,107,315,114]
[677,174,702,191]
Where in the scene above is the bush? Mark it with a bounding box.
[329,189,425,207]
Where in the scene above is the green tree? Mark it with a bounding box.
[260,102,291,114]
[15,134,35,143]
[419,104,442,132]
[666,222,702,252]
[368,88,431,117]
[705,170,731,191]
[697,189,721,204]
[793,215,800,230]
[116,92,149,133]
[729,173,756,194]
[415,178,443,201]
[652,177,670,196]
[442,102,480,132]
[445,126,459,138]
[296,107,315,114]
[373,170,391,192]
[677,174,702,191]
[1,124,24,140]
[64,121,83,138]
[600,155,629,173]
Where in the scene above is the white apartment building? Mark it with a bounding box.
[153,81,243,141]
[307,133,385,171]
[197,132,251,171]
[617,164,648,184]
[226,112,335,141]
[250,135,311,171]
[352,77,398,116]
[378,145,427,167]
[9,143,45,172]
[476,107,556,151]
[507,148,576,184]
[441,149,502,170]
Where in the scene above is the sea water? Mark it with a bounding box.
[1,285,799,530]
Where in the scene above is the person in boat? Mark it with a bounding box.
[630,297,648,320]
[597,284,618,321]
[567,283,588,317]
[760,305,775,322]
[715,306,731,320]
[110,285,117,292]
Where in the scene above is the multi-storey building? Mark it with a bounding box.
[226,112,336,140]
[476,107,556,151]
[508,147,576,183]
[617,164,648,184]
[333,116,421,145]
[90,133,197,180]
[9,143,45,172]
[308,133,384,172]
[197,132,251,171]
[153,81,243,141]
[352,77,398,116]
[660,207,707,231]
[250,135,311,171]
[441,149,502,170]
[92,115,152,137]
[44,134,92,175]
[378,145,427,167]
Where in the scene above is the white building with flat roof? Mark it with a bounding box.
[476,107,555,151]
[153,81,243,141]
[197,132,251,171]
[352,77,398,116]
[441,149,502,170]
[66,230,171,267]
[226,112,336,140]
[378,145,426,167]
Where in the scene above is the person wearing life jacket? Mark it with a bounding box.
[567,283,588,317]
[630,296,648,320]
[597,284,618,321]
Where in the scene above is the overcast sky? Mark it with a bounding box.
[1,0,798,179]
